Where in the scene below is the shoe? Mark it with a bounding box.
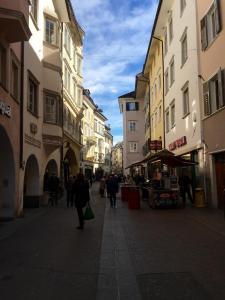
[76,226,84,230]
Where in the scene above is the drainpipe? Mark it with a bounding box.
[20,41,25,169]
[60,22,64,185]
[153,36,165,149]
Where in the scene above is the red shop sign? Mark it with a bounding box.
[169,136,187,151]
[149,140,162,150]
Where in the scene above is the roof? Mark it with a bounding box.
[118,91,136,99]
[142,0,163,74]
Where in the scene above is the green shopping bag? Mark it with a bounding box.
[84,202,95,220]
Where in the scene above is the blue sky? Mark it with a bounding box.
[71,0,159,144]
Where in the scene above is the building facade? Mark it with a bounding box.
[111,142,123,174]
[118,89,145,175]
[62,6,84,182]
[103,125,113,174]
[81,89,96,178]
[93,108,108,173]
[197,0,225,209]
[0,0,31,219]
[157,0,203,192]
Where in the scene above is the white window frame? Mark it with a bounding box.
[129,141,138,153]
[170,57,175,86]
[181,28,188,66]
[128,121,137,132]
[170,100,175,128]
[45,17,58,46]
[182,81,190,117]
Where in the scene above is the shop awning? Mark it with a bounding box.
[125,149,197,170]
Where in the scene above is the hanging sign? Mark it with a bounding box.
[0,100,11,118]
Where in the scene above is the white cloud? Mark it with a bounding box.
[72,0,159,137]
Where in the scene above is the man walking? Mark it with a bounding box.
[178,171,194,208]
[108,174,119,208]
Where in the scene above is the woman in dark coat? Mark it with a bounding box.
[72,173,90,229]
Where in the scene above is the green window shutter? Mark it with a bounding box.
[215,0,221,34]
[203,81,211,116]
[218,68,224,108]
[135,102,139,110]
[200,16,208,51]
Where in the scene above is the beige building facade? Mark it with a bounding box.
[0,0,31,219]
[112,142,123,174]
[118,86,145,175]
[62,9,84,181]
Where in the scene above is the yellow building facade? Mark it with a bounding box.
[143,38,164,154]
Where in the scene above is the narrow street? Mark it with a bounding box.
[1,183,225,300]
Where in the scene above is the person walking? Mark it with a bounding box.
[108,174,119,208]
[99,176,106,197]
[73,173,90,229]
[65,176,73,207]
[178,171,194,208]
[48,173,59,206]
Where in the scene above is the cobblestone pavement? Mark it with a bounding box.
[1,183,225,300]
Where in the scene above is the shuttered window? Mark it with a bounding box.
[203,69,224,116]
[200,0,221,51]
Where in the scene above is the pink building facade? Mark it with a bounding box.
[197,0,225,209]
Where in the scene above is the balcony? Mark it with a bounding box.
[42,123,62,148]
[0,0,31,43]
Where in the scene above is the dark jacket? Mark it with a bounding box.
[73,178,90,208]
[178,175,192,191]
[108,177,119,194]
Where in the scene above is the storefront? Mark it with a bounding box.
[213,152,225,210]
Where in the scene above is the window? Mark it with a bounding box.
[180,0,186,15]
[203,69,224,116]
[45,17,57,46]
[170,58,175,86]
[165,109,170,133]
[64,65,70,92]
[28,72,38,116]
[165,69,169,94]
[158,105,162,123]
[64,27,71,56]
[164,29,168,55]
[94,119,97,131]
[44,94,58,124]
[170,101,175,128]
[73,81,76,103]
[30,0,38,22]
[158,74,161,91]
[77,88,82,106]
[129,142,138,152]
[77,56,82,75]
[11,60,19,100]
[201,0,221,50]
[182,82,190,116]
[181,30,188,66]
[0,44,7,88]
[126,102,139,111]
[128,121,136,132]
[169,16,173,43]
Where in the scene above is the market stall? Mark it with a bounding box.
[141,150,197,208]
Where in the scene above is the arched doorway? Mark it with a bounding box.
[45,159,58,176]
[0,126,15,220]
[64,148,78,182]
[23,154,40,208]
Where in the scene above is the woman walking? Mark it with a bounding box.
[72,173,90,229]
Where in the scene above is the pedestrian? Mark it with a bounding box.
[178,171,194,207]
[99,176,106,197]
[72,173,90,229]
[48,173,59,206]
[65,176,73,207]
[108,174,119,208]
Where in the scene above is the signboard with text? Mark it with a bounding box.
[149,139,162,151]
[169,136,187,151]
[0,100,11,118]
